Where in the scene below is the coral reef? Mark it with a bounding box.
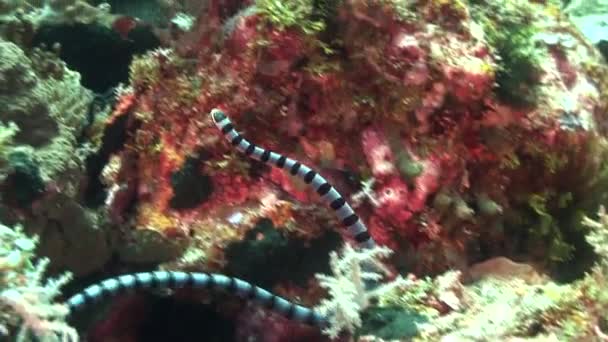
[0,39,112,277]
[59,202,608,341]
[371,205,608,341]
[2,0,608,340]
[0,39,92,191]
[74,0,608,339]
[0,0,113,46]
[103,0,608,277]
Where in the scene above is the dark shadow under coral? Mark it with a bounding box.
[224,218,343,289]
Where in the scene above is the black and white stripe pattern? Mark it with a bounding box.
[211,109,376,249]
[66,271,326,327]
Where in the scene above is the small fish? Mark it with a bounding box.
[112,16,139,40]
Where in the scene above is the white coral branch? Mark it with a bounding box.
[582,205,608,264]
[314,244,411,338]
[1,223,77,341]
[2,288,77,342]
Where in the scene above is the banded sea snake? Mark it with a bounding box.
[65,109,377,331]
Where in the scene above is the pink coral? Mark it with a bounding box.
[361,127,397,178]
[375,176,413,224]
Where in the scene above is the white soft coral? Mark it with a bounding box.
[582,205,608,264]
[314,244,411,338]
[0,224,77,341]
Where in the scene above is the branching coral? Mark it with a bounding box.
[314,244,410,338]
[582,205,608,264]
[0,222,76,341]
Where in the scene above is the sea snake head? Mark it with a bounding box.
[211,108,227,125]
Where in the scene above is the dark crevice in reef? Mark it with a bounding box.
[71,294,236,342]
[1,151,45,208]
[77,87,120,145]
[598,40,608,62]
[550,207,599,282]
[136,295,236,342]
[32,23,160,93]
[216,0,250,21]
[224,218,343,289]
[83,113,136,207]
[169,153,214,210]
